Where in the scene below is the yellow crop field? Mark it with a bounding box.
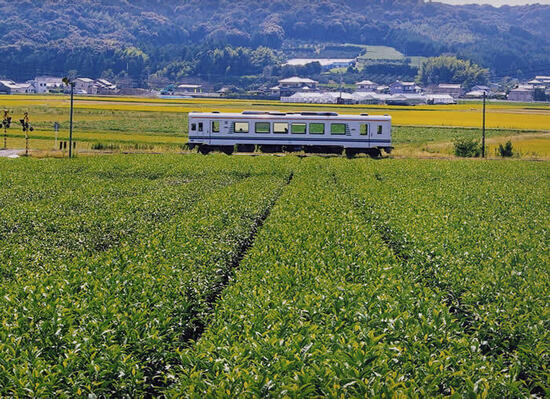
[2,94,549,130]
[0,94,549,158]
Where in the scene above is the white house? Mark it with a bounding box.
[355,80,378,91]
[95,79,117,94]
[389,80,421,95]
[278,77,319,97]
[431,83,463,98]
[33,77,64,93]
[0,80,33,94]
[534,75,550,85]
[74,78,96,94]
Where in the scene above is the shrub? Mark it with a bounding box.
[498,140,514,157]
[92,142,120,150]
[453,137,481,157]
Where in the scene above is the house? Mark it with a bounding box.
[431,83,464,98]
[0,80,33,94]
[270,86,280,97]
[535,75,550,85]
[278,77,319,97]
[508,85,534,102]
[355,80,378,91]
[527,79,545,89]
[75,78,96,95]
[95,79,117,94]
[33,77,64,93]
[389,80,421,95]
[376,85,389,94]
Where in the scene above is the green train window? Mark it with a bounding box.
[255,122,270,133]
[331,123,346,135]
[291,123,307,134]
[309,123,325,134]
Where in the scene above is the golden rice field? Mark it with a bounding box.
[0,94,549,158]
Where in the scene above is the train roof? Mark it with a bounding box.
[189,111,391,120]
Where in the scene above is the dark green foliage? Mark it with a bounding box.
[453,137,481,157]
[0,1,549,82]
[498,140,514,157]
[417,56,489,89]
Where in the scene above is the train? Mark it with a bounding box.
[187,111,392,156]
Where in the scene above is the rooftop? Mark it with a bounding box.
[279,76,318,84]
[356,80,377,85]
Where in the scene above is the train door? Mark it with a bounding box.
[196,120,207,144]
[359,123,370,148]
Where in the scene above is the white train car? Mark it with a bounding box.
[188,111,392,156]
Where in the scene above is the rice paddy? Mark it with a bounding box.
[0,94,549,158]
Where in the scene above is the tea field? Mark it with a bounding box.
[0,154,548,397]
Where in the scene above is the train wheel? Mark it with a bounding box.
[222,146,234,155]
[345,148,357,158]
[260,145,281,153]
[237,144,255,153]
[366,148,382,158]
[282,145,302,153]
[198,145,211,155]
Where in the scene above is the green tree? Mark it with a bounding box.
[417,56,488,90]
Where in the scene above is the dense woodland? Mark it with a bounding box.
[0,0,549,86]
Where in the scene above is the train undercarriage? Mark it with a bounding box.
[189,144,392,157]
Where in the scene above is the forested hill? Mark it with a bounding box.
[1,0,549,83]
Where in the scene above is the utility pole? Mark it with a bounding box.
[63,77,75,158]
[482,90,486,158]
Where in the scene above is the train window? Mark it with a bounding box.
[191,123,197,131]
[198,122,203,132]
[291,123,306,134]
[377,125,383,135]
[234,122,249,133]
[330,123,346,135]
[273,123,289,134]
[255,122,270,134]
[309,123,325,134]
[212,121,220,133]
[360,124,368,135]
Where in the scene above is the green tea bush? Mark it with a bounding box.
[170,159,505,397]
[0,154,293,396]
[336,159,549,396]
[453,137,481,157]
